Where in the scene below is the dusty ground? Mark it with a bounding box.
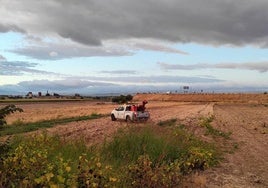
[1,98,268,187]
[203,104,268,188]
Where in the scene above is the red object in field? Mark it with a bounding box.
[137,100,148,112]
[143,100,148,105]
[130,100,148,112]
[131,105,137,111]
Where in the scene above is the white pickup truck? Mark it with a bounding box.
[111,105,150,122]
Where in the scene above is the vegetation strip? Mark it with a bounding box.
[199,116,232,139]
[0,124,220,187]
[0,113,104,136]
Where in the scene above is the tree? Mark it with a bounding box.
[0,104,23,128]
[112,95,133,104]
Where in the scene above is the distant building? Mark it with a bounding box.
[45,90,51,96]
[183,86,190,93]
[38,92,42,97]
[26,92,33,98]
[53,93,60,98]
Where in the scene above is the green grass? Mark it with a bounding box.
[0,113,104,136]
[101,126,219,171]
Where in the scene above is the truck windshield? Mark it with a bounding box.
[116,106,124,111]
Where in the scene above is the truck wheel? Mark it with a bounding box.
[111,114,116,121]
[126,116,131,122]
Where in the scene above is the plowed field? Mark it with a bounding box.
[1,95,268,187]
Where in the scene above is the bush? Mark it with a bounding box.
[0,133,119,187]
[0,105,23,128]
[126,155,182,187]
[112,94,133,104]
[77,154,119,187]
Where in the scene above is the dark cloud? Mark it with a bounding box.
[159,62,268,73]
[0,23,25,33]
[1,0,268,47]
[0,60,57,76]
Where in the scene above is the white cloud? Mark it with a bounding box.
[49,51,58,57]
[100,70,138,75]
[0,77,266,95]
[0,59,58,76]
[159,62,268,73]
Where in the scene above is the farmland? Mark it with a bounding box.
[0,93,268,187]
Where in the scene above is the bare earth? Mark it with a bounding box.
[2,96,268,187]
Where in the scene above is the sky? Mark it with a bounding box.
[0,0,268,95]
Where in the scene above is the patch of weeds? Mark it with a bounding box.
[127,155,182,187]
[157,118,177,127]
[0,125,221,187]
[178,124,186,129]
[199,116,232,139]
[233,142,239,150]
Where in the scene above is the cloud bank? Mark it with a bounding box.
[0,59,58,76]
[1,0,268,47]
[159,62,268,73]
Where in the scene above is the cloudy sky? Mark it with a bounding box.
[0,0,268,95]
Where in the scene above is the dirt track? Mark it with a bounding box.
[2,100,268,187]
[203,104,268,188]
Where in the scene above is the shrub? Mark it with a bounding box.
[179,147,215,174]
[112,94,133,104]
[77,154,119,187]
[0,134,74,187]
[0,133,119,187]
[126,155,182,187]
[0,105,23,128]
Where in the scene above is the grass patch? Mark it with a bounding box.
[101,126,219,173]
[0,113,104,136]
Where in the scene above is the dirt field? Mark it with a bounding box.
[1,94,268,187]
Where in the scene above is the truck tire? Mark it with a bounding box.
[126,115,131,122]
[111,114,116,121]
